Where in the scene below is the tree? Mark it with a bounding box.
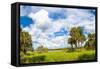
[70,27,78,48]
[20,28,33,54]
[77,27,86,47]
[68,37,75,48]
[37,45,48,53]
[68,27,86,48]
[43,47,48,53]
[85,33,95,49]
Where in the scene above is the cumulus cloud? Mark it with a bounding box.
[21,6,96,49]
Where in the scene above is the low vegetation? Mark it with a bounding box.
[20,49,95,63]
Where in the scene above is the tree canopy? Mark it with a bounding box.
[85,33,95,49]
[68,27,86,48]
[20,28,33,54]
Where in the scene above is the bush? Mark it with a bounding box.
[78,53,95,60]
[66,48,75,52]
[20,51,24,57]
[26,51,34,56]
[20,54,46,63]
[20,55,33,63]
[43,47,48,53]
[84,45,95,50]
[32,55,46,63]
[37,46,48,53]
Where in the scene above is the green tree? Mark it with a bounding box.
[70,27,78,48]
[68,27,85,48]
[85,33,95,49]
[77,27,86,47]
[68,37,75,48]
[20,28,33,54]
[43,47,48,53]
[37,45,48,53]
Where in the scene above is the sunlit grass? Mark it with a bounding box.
[20,49,95,63]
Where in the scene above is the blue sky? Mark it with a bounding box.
[20,5,96,49]
[20,16,33,27]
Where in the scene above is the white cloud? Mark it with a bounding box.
[20,6,32,16]
[29,9,52,31]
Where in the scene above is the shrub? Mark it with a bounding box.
[78,53,95,60]
[43,47,48,53]
[66,48,75,52]
[20,55,33,63]
[20,54,46,63]
[26,51,34,56]
[37,46,48,53]
[32,55,46,63]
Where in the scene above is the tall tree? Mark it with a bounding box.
[68,37,75,48]
[68,27,85,48]
[77,27,86,47]
[70,27,78,48]
[20,28,33,54]
[85,33,95,49]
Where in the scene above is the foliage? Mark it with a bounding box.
[68,27,86,49]
[45,50,95,62]
[20,50,95,63]
[43,47,48,53]
[20,28,33,54]
[84,33,95,49]
[32,55,46,63]
[65,48,75,52]
[20,51,46,63]
[78,52,95,60]
[37,45,48,53]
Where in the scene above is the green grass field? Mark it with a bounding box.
[20,49,95,63]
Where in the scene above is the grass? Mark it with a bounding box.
[42,50,95,62]
[20,49,95,63]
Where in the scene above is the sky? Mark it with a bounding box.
[20,5,96,49]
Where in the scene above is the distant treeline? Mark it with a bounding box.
[20,26,96,54]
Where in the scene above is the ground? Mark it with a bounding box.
[20,49,95,63]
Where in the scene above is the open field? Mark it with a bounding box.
[20,49,95,63]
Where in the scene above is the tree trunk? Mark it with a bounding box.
[75,42,78,48]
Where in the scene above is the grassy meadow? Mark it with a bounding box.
[20,49,95,63]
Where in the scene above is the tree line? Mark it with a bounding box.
[20,26,96,54]
[68,27,95,50]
